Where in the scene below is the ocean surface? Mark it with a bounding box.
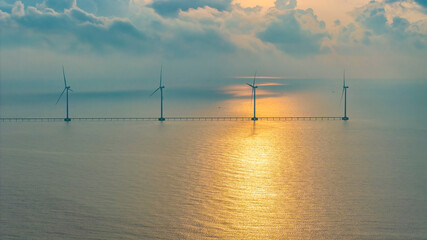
[1,79,426,239]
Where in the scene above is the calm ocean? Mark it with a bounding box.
[1,79,426,239]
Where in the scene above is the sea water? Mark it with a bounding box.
[1,79,426,239]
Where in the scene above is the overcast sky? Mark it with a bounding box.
[1,0,426,90]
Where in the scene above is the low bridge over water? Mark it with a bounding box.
[0,117,343,122]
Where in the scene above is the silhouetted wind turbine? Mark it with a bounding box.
[150,65,165,121]
[341,70,349,121]
[56,65,72,122]
[247,72,258,121]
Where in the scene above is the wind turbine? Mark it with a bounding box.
[56,65,72,122]
[247,72,258,121]
[341,70,349,121]
[150,65,165,121]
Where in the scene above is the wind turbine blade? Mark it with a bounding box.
[56,88,66,104]
[343,69,346,87]
[150,87,160,96]
[253,71,257,86]
[246,83,254,87]
[340,89,344,105]
[160,65,163,87]
[62,65,67,87]
[68,88,73,92]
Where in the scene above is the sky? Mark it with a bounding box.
[0,0,426,91]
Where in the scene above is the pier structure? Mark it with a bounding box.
[0,117,343,122]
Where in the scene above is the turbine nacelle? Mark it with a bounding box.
[56,86,72,103]
[246,83,257,88]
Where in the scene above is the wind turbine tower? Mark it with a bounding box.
[247,72,258,121]
[56,65,72,122]
[341,70,349,121]
[150,66,165,121]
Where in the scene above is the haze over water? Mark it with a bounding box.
[1,79,426,239]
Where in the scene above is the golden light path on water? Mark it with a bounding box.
[151,98,323,239]
[211,123,297,238]
[174,119,327,239]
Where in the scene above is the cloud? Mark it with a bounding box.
[274,0,297,10]
[0,1,236,56]
[0,9,9,20]
[258,9,330,56]
[356,3,388,34]
[75,0,130,17]
[1,0,40,13]
[386,0,427,8]
[163,26,235,57]
[1,0,427,81]
[45,0,74,12]
[68,7,103,24]
[11,0,24,16]
[148,0,232,17]
[353,0,427,49]
[1,2,153,54]
[1,0,130,16]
